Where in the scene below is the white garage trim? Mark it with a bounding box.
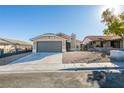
[31,33,67,53]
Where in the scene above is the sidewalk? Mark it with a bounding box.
[62,62,124,72]
[0,62,123,73]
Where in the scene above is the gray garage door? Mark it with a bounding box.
[37,41,62,52]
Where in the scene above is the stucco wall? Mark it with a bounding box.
[32,42,37,53]
[123,39,124,48]
[103,41,111,48]
[70,34,76,50]
[119,39,124,48]
[62,41,66,52]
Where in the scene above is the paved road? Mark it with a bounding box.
[0,72,99,88]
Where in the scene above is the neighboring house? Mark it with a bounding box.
[0,38,32,54]
[31,33,82,53]
[82,36,124,52]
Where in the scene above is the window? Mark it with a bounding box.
[93,41,96,44]
[111,41,120,48]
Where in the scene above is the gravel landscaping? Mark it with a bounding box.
[63,51,111,64]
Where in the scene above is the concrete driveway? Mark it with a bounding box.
[0,53,64,73]
[10,53,62,64]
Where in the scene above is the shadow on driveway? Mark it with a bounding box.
[10,52,60,64]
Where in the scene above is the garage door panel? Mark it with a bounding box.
[37,41,62,52]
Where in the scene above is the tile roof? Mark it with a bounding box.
[82,35,123,45]
[56,32,71,39]
[31,32,82,42]
[84,36,122,41]
[57,32,82,42]
[0,38,32,45]
[42,33,56,36]
[0,39,9,45]
[31,33,67,41]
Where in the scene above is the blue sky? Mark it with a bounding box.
[0,5,124,41]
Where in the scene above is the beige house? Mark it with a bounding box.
[0,38,32,54]
[56,33,82,51]
[82,36,124,51]
[31,33,82,53]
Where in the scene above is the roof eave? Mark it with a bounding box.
[30,34,67,41]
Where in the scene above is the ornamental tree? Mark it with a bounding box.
[101,9,124,37]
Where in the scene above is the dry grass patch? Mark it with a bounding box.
[63,51,111,64]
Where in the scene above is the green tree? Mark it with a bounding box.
[101,9,124,37]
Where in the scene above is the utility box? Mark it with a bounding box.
[110,50,124,61]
